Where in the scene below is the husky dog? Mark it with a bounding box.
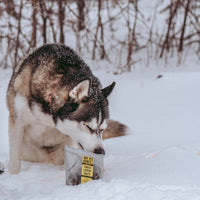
[7,44,127,177]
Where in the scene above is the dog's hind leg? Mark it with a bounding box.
[8,115,24,174]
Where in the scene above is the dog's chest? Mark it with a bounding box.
[25,123,65,147]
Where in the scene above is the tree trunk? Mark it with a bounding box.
[126,0,138,71]
[160,0,181,58]
[31,0,37,48]
[92,0,106,60]
[59,0,65,44]
[178,0,190,52]
[14,0,23,68]
[39,1,47,44]
[77,0,85,31]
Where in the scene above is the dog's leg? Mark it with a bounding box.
[8,115,24,174]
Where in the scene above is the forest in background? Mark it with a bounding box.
[0,0,199,72]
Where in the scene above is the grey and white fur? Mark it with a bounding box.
[6,44,127,176]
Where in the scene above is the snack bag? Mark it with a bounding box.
[65,145,104,185]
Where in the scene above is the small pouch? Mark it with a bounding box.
[65,145,104,185]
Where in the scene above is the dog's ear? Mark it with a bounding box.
[102,81,116,98]
[69,79,90,102]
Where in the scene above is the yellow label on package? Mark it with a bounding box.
[81,156,94,184]
[82,156,94,165]
[81,176,92,184]
[81,164,93,177]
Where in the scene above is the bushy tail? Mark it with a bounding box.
[102,120,128,140]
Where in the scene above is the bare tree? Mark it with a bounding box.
[14,0,23,68]
[92,0,106,60]
[5,0,18,19]
[160,0,181,58]
[58,0,65,44]
[39,1,47,44]
[126,0,139,71]
[77,0,85,31]
[178,0,190,52]
[0,0,199,70]
[31,0,38,48]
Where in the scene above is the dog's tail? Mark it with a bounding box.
[102,120,128,140]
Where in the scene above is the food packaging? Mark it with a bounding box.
[65,145,104,185]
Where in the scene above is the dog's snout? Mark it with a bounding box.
[94,147,105,155]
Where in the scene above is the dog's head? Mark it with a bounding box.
[50,78,115,154]
[31,65,115,154]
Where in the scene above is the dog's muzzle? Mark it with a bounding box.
[93,147,105,155]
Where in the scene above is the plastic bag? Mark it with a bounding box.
[65,145,104,185]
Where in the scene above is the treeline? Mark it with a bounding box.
[0,0,199,71]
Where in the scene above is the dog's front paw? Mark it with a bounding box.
[67,174,81,185]
[66,172,101,185]
[93,171,100,180]
[9,159,20,174]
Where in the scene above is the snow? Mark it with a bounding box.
[1,66,200,200]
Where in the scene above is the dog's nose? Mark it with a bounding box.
[94,147,105,155]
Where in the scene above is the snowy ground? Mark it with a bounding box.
[1,66,200,200]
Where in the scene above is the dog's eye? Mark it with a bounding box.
[82,96,89,103]
[99,129,104,133]
[70,102,79,112]
[66,98,79,112]
[85,125,94,133]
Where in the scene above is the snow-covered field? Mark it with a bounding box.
[1,66,200,200]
